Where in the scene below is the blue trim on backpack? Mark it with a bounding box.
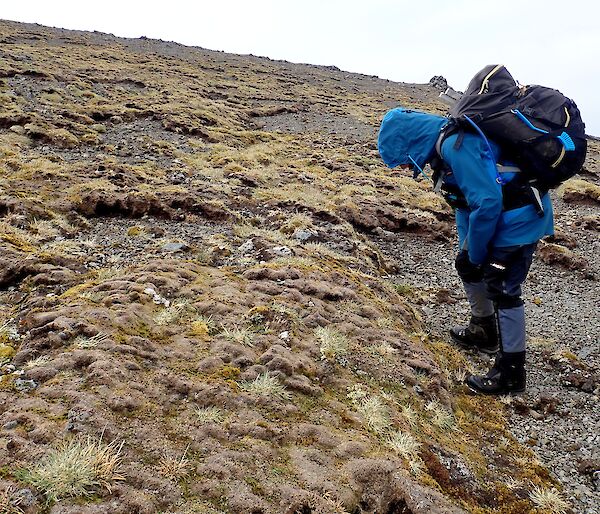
[463,115,505,185]
[512,109,575,152]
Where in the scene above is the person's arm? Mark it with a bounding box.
[442,135,503,265]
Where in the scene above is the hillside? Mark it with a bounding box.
[0,20,599,514]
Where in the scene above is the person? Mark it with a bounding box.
[377,107,554,395]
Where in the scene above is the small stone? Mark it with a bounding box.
[239,239,255,253]
[12,488,36,508]
[9,125,26,134]
[292,229,318,242]
[530,410,544,420]
[272,246,293,257]
[577,458,600,475]
[162,242,189,252]
[2,420,18,430]
[593,471,600,492]
[14,378,37,392]
[148,226,165,237]
[279,331,290,340]
[169,172,187,184]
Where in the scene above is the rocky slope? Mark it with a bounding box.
[0,20,598,514]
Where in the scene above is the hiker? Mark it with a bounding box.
[377,66,585,395]
[377,106,555,394]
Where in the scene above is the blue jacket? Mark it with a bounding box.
[378,108,554,265]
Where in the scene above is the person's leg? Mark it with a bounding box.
[450,249,498,353]
[467,243,537,394]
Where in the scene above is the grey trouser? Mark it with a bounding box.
[455,243,537,353]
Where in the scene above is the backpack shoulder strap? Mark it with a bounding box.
[435,119,465,159]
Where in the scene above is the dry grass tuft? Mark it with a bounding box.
[158,446,193,480]
[316,326,348,362]
[195,406,225,424]
[19,435,124,503]
[529,486,569,513]
[154,300,192,326]
[24,355,51,369]
[239,371,291,401]
[426,400,456,431]
[367,342,398,358]
[386,430,421,458]
[73,332,108,349]
[0,486,24,514]
[356,396,391,434]
[454,368,468,384]
[222,325,255,347]
[400,404,418,428]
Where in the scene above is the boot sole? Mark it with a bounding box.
[450,333,499,355]
[466,382,526,396]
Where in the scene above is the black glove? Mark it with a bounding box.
[455,249,483,283]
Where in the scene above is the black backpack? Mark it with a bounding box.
[444,64,587,191]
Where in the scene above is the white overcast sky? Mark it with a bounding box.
[1,0,599,134]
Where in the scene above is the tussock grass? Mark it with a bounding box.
[239,371,291,401]
[18,436,124,503]
[376,317,394,329]
[529,486,569,513]
[154,302,187,326]
[222,325,255,347]
[279,213,314,234]
[29,218,59,239]
[94,266,124,282]
[367,342,397,358]
[386,430,421,459]
[158,446,192,480]
[316,326,348,362]
[24,355,51,369]
[73,332,108,349]
[196,406,225,424]
[400,404,418,428]
[233,224,295,247]
[426,400,456,431]
[393,283,414,296]
[356,396,391,434]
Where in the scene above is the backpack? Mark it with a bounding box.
[443,64,587,191]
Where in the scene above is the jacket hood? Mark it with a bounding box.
[378,108,447,170]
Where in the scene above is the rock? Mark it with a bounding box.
[2,420,18,430]
[577,458,600,475]
[143,287,170,307]
[239,239,255,254]
[169,172,187,185]
[593,471,600,492]
[11,488,36,508]
[14,378,37,392]
[162,242,189,252]
[10,124,26,134]
[292,229,318,242]
[429,75,448,91]
[272,246,293,257]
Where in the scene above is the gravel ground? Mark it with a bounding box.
[374,194,600,513]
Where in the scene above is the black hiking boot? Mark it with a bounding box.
[450,315,499,354]
[466,351,526,395]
